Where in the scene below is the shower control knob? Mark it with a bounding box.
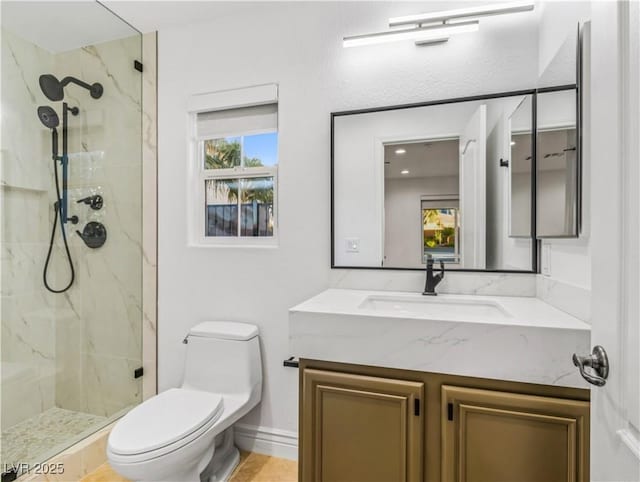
[76,221,107,249]
[77,194,104,210]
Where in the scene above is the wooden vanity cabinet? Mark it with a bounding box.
[300,368,424,482]
[442,385,589,482]
[299,360,590,482]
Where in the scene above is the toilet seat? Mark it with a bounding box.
[108,388,223,460]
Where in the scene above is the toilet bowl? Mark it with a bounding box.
[107,321,262,482]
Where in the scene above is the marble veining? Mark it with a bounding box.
[50,33,144,417]
[290,289,591,389]
[536,275,591,322]
[2,28,58,428]
[141,32,158,401]
[329,269,537,296]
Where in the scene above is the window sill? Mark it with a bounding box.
[187,238,279,249]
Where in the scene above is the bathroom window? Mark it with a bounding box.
[191,99,278,245]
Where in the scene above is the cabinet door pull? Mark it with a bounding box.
[447,402,454,421]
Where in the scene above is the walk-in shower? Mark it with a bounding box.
[1,1,144,478]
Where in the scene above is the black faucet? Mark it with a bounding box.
[423,256,445,296]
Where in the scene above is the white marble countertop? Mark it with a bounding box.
[289,289,591,389]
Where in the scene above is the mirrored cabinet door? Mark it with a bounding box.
[509,96,533,238]
[536,89,579,238]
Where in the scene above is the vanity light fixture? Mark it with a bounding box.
[343,1,533,48]
[395,148,407,155]
[389,1,535,27]
[343,20,479,48]
[401,169,410,175]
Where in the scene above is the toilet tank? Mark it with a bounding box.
[181,322,262,401]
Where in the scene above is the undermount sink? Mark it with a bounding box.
[358,295,512,321]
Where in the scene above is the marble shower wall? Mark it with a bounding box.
[141,32,158,401]
[53,35,143,417]
[1,28,58,429]
[1,28,145,425]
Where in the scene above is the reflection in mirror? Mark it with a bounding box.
[509,96,533,237]
[536,89,578,238]
[333,93,535,271]
[384,139,460,268]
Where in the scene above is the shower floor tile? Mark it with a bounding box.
[1,407,107,468]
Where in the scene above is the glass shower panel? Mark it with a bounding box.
[1,2,142,475]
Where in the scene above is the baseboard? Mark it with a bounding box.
[234,424,298,461]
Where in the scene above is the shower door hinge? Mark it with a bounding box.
[134,60,143,73]
[134,367,144,379]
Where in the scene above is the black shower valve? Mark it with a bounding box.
[77,194,103,210]
[76,222,107,249]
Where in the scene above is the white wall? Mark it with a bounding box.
[538,0,591,87]
[157,1,541,439]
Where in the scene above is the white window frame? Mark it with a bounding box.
[420,196,460,266]
[187,84,279,247]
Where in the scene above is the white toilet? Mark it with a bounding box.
[107,321,262,482]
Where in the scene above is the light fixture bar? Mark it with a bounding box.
[389,1,534,28]
[415,37,450,46]
[343,20,478,48]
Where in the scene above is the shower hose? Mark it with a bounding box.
[43,156,74,293]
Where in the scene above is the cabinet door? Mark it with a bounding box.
[441,385,589,482]
[301,368,424,482]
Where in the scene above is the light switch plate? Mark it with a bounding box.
[345,238,360,253]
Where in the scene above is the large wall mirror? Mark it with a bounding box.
[332,86,580,272]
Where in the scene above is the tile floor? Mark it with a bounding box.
[1,408,107,469]
[81,451,297,482]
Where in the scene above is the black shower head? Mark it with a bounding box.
[39,74,64,101]
[39,74,104,101]
[37,106,59,128]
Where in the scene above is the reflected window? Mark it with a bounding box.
[421,201,459,264]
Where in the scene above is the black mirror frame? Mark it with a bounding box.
[330,84,580,273]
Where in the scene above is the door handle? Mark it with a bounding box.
[572,345,609,386]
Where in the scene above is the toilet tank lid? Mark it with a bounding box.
[189,321,259,340]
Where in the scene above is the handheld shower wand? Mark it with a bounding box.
[38,104,77,293]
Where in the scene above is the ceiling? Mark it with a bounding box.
[103,1,262,33]
[0,1,261,52]
[1,1,137,53]
[384,139,459,180]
